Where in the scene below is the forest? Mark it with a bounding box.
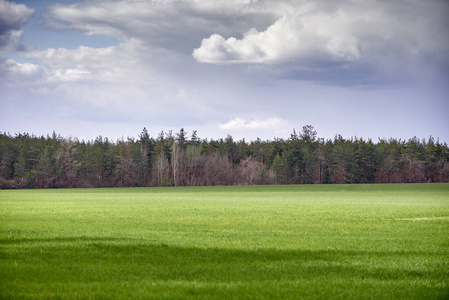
[1,126,448,189]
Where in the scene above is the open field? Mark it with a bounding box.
[1,184,448,299]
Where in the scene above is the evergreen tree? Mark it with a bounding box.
[1,127,448,189]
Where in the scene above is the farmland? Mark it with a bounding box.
[1,184,448,299]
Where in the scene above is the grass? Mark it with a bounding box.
[1,183,448,299]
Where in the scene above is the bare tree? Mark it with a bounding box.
[238,158,275,185]
[186,145,201,185]
[171,141,186,186]
[154,150,170,186]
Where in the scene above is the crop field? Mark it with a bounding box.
[1,184,448,299]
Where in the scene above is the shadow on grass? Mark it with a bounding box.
[2,237,448,298]
[0,237,129,245]
[2,236,447,283]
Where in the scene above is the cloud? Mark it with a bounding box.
[2,1,264,125]
[43,0,276,53]
[193,10,362,64]
[39,0,449,86]
[0,0,33,52]
[219,117,289,132]
[193,0,449,84]
[0,59,42,86]
[4,36,229,127]
[3,59,40,75]
[2,0,448,142]
[19,38,154,84]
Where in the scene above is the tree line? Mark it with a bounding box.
[1,126,448,189]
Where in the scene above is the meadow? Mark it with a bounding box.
[1,184,448,299]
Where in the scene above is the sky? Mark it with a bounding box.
[1,0,448,143]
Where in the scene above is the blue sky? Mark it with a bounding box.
[1,0,448,142]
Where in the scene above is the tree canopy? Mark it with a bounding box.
[1,127,448,189]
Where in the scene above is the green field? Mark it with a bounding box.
[1,184,448,299]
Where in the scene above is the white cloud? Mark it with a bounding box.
[193,10,362,64]
[0,0,33,28]
[21,38,149,83]
[219,117,289,132]
[0,0,33,52]
[193,0,449,83]
[4,59,39,75]
[0,59,42,86]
